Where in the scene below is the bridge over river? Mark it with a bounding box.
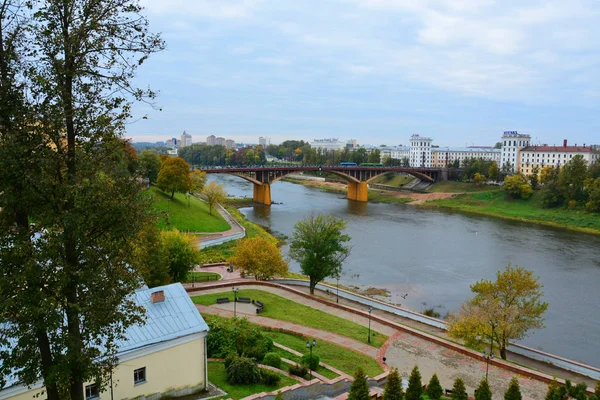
[197,165,448,205]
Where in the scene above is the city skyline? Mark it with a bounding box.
[127,0,600,147]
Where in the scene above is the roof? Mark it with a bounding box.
[521,146,597,153]
[2,283,208,389]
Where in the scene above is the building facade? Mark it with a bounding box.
[518,140,600,174]
[180,131,192,147]
[206,135,216,146]
[215,137,226,146]
[501,131,531,172]
[409,134,433,167]
[225,139,236,149]
[310,138,347,151]
[258,137,270,147]
[431,147,501,167]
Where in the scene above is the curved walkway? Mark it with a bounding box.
[195,204,245,245]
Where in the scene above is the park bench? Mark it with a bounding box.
[255,301,264,314]
[216,298,230,304]
[237,297,251,304]
[445,389,453,396]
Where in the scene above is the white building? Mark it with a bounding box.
[258,137,270,147]
[518,140,600,175]
[180,131,192,147]
[166,137,178,148]
[225,139,236,149]
[409,134,433,167]
[501,131,531,172]
[431,147,501,167]
[206,135,216,146]
[310,138,347,152]
[215,137,226,146]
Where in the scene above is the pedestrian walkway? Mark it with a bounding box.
[194,203,245,245]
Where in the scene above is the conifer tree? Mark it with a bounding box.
[405,365,423,400]
[451,377,468,400]
[383,368,404,400]
[426,373,443,400]
[348,368,370,400]
[475,378,492,400]
[545,380,567,400]
[504,377,522,400]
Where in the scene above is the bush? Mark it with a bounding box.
[261,368,282,386]
[451,377,468,400]
[224,350,238,369]
[405,365,423,400]
[288,363,308,378]
[426,373,443,400]
[207,317,273,359]
[300,354,320,371]
[503,173,533,200]
[383,368,403,400]
[504,377,522,400]
[348,368,370,400]
[474,378,492,400]
[262,352,282,369]
[226,356,262,385]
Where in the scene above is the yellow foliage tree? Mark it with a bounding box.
[201,181,226,215]
[228,237,288,280]
[448,264,548,360]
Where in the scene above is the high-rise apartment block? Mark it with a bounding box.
[501,131,531,172]
[206,135,216,146]
[180,131,192,147]
[259,137,270,147]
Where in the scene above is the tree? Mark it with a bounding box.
[348,368,370,400]
[405,365,423,400]
[559,155,589,205]
[584,177,600,213]
[539,166,555,185]
[160,230,200,282]
[289,214,352,294]
[545,380,567,400]
[134,226,171,288]
[448,264,548,360]
[0,0,163,398]
[499,162,514,181]
[503,173,533,199]
[138,150,162,183]
[190,170,208,194]
[504,377,522,400]
[528,166,540,190]
[201,181,227,215]
[157,157,193,199]
[475,378,492,400]
[488,162,499,182]
[451,378,468,400]
[473,173,487,186]
[383,368,403,400]
[228,237,289,280]
[368,149,381,163]
[426,373,443,400]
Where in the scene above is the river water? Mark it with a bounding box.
[208,175,600,367]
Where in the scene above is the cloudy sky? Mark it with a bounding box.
[128,0,600,147]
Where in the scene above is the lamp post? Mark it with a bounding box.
[110,357,119,400]
[306,339,317,380]
[232,288,239,317]
[368,306,373,344]
[482,350,493,380]
[336,274,340,304]
[485,319,498,380]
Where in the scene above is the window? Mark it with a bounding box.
[85,384,99,400]
[134,367,147,385]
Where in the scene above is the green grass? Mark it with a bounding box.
[264,331,383,378]
[368,190,413,204]
[269,346,339,379]
[191,289,387,348]
[424,190,600,233]
[182,271,221,283]
[207,361,297,400]
[428,181,503,193]
[370,173,415,187]
[147,186,231,232]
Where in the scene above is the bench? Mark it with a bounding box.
[237,297,251,304]
[255,301,264,314]
[216,298,230,304]
[445,389,453,396]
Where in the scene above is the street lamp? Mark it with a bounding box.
[336,273,340,304]
[482,350,493,380]
[368,306,373,344]
[232,288,239,317]
[110,357,119,400]
[489,320,498,356]
[306,339,317,380]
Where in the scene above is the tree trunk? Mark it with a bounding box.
[171,190,175,199]
[309,279,316,294]
[500,346,507,360]
[36,330,60,400]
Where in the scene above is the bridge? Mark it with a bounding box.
[198,165,448,205]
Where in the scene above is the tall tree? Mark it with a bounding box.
[448,264,548,360]
[504,377,522,400]
[0,0,164,398]
[558,155,589,205]
[190,170,208,194]
[201,181,227,215]
[475,378,492,400]
[488,162,499,182]
[348,368,370,400]
[157,157,193,199]
[451,378,468,400]
[160,229,200,283]
[426,373,443,400]
[228,237,289,280]
[383,368,403,400]
[405,365,423,400]
[138,149,162,183]
[289,214,351,294]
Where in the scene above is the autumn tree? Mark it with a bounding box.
[383,368,403,400]
[201,181,227,215]
[138,150,162,183]
[0,0,163,399]
[488,162,499,182]
[405,365,423,400]
[289,214,352,294]
[160,230,200,283]
[584,177,600,213]
[448,264,548,360]
[134,225,171,288]
[528,166,540,190]
[228,237,289,280]
[157,157,193,199]
[473,173,487,186]
[348,368,370,400]
[503,173,533,199]
[558,155,588,205]
[504,377,522,400]
[190,170,208,194]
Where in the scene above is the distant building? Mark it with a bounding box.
[166,137,178,147]
[258,136,270,147]
[431,147,501,167]
[225,139,236,149]
[501,131,531,172]
[380,146,410,162]
[206,135,216,146]
[310,138,346,151]
[215,137,226,146]
[180,131,192,147]
[346,139,358,149]
[409,134,433,167]
[518,140,600,174]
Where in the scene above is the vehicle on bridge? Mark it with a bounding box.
[340,162,357,166]
[359,162,384,167]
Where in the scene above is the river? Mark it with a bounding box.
[208,174,600,367]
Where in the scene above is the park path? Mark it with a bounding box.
[193,203,244,244]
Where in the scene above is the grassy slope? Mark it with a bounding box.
[208,361,297,400]
[370,173,415,187]
[424,190,600,233]
[192,289,387,348]
[147,186,231,232]
[428,181,503,193]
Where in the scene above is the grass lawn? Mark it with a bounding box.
[368,190,413,204]
[424,190,600,233]
[147,186,231,232]
[208,361,297,400]
[264,331,384,378]
[182,271,221,283]
[428,181,503,193]
[192,289,388,348]
[270,346,339,379]
[371,173,415,187]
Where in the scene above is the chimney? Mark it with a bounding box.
[563,139,567,148]
[151,290,165,303]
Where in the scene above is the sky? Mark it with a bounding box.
[127,0,600,147]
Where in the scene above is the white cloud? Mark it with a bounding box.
[255,57,292,66]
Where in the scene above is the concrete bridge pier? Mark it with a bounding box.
[253,183,272,205]
[347,181,368,202]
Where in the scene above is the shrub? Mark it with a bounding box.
[261,368,281,386]
[383,368,403,400]
[224,350,238,369]
[288,363,308,378]
[474,378,492,400]
[545,380,567,400]
[348,368,370,400]
[504,377,522,400]
[275,391,284,400]
[405,365,423,400]
[262,352,282,369]
[451,377,468,400]
[226,356,261,385]
[426,373,443,400]
[300,354,320,371]
[503,173,533,199]
[207,317,272,359]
